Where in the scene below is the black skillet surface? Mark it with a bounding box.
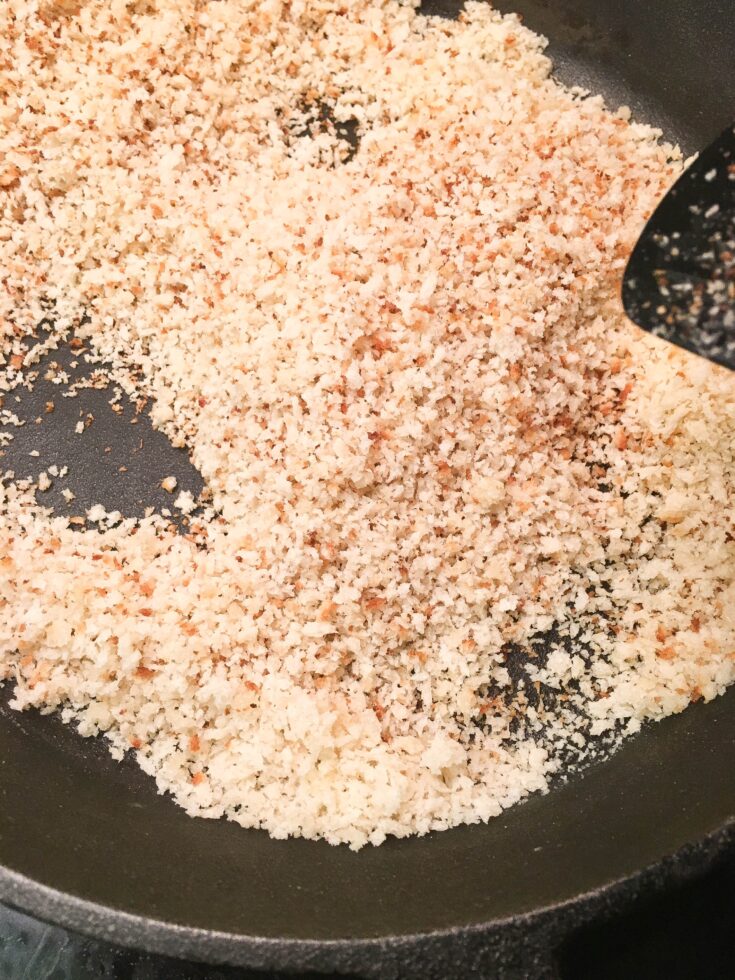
[1,1,735,978]
[2,849,735,979]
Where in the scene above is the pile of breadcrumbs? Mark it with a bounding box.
[1,0,734,848]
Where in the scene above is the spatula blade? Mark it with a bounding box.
[622,123,735,370]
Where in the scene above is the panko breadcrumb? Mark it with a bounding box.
[1,0,734,849]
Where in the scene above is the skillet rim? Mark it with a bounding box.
[0,821,732,974]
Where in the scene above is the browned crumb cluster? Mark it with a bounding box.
[1,1,734,848]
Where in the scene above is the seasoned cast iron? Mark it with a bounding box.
[1,1,734,977]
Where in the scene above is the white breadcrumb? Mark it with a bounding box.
[173,491,196,514]
[0,0,733,850]
[161,477,178,493]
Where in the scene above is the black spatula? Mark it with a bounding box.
[623,123,735,370]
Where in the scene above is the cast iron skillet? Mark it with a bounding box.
[1,1,734,977]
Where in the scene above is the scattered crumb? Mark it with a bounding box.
[173,490,196,514]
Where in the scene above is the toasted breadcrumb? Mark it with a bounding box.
[173,490,196,514]
[0,0,733,849]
